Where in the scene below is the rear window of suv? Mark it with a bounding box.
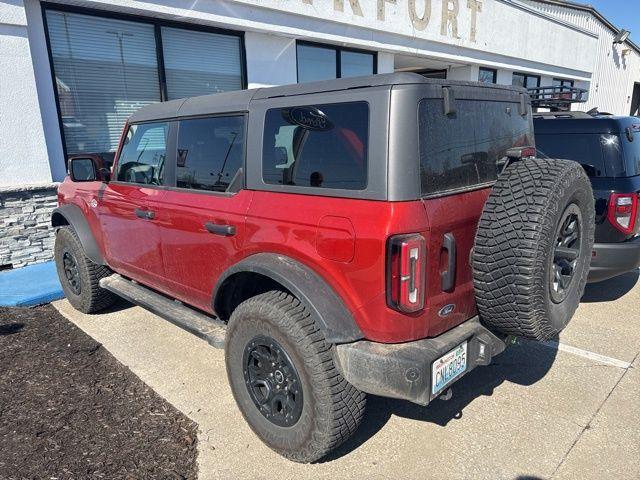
[419,99,534,195]
[262,102,368,190]
[535,133,626,177]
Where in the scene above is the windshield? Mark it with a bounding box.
[418,99,534,195]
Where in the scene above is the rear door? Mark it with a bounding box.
[417,97,535,336]
[153,114,251,312]
[100,121,170,287]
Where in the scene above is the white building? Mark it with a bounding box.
[1,0,639,268]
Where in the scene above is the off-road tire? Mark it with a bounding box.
[225,290,366,463]
[473,159,594,340]
[54,226,117,313]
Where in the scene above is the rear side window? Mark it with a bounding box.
[262,102,368,190]
[419,99,534,195]
[176,116,245,192]
[623,128,640,176]
[536,133,625,177]
[117,122,169,185]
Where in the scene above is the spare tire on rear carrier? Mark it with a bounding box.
[473,158,595,341]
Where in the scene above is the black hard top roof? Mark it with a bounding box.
[533,115,640,135]
[129,73,527,123]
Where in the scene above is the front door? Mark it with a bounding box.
[99,121,170,288]
[154,114,251,312]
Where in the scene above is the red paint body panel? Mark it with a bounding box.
[149,189,254,312]
[57,177,489,344]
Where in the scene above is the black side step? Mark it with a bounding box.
[99,274,226,348]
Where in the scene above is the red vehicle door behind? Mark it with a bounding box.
[153,114,250,312]
[152,189,252,312]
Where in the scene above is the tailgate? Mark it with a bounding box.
[421,187,491,337]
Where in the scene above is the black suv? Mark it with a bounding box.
[534,111,640,282]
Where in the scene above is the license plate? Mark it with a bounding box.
[431,341,468,396]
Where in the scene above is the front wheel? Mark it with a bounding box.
[54,226,117,313]
[225,291,366,463]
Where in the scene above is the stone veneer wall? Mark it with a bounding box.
[0,183,59,269]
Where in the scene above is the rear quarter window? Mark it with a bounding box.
[419,99,534,195]
[623,132,640,176]
[262,102,368,190]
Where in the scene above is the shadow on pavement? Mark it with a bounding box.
[581,270,639,303]
[324,338,559,462]
[0,322,24,336]
[99,297,134,314]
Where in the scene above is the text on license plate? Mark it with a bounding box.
[431,341,468,396]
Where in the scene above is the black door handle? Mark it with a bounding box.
[441,233,457,292]
[135,208,155,220]
[205,222,236,236]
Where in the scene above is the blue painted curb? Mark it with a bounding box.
[0,261,65,307]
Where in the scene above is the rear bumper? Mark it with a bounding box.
[588,237,640,283]
[333,317,506,406]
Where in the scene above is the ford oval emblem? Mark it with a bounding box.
[282,106,333,131]
[438,304,455,317]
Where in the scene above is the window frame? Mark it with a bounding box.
[111,113,248,196]
[112,119,176,188]
[41,2,248,166]
[478,67,497,84]
[246,88,389,200]
[512,72,541,89]
[552,78,575,88]
[295,40,377,83]
[261,101,370,191]
[173,113,248,196]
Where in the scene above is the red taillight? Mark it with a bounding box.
[387,234,426,313]
[607,193,639,235]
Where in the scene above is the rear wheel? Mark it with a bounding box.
[473,159,594,340]
[225,290,366,463]
[54,226,117,313]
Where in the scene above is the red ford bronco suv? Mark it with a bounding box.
[53,74,594,463]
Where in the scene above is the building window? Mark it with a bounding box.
[416,69,447,79]
[161,27,243,100]
[512,72,541,89]
[44,7,245,165]
[478,68,497,84]
[553,78,575,88]
[296,41,376,83]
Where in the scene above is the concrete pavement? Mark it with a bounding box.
[52,270,640,480]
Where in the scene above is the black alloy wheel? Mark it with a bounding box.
[242,335,303,427]
[550,203,582,303]
[62,251,82,295]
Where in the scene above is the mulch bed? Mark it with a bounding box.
[0,305,198,479]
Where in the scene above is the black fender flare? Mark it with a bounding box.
[51,204,106,265]
[213,253,364,344]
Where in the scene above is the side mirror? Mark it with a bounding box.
[69,157,98,182]
[68,155,110,182]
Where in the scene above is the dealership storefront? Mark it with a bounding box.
[1,0,639,268]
